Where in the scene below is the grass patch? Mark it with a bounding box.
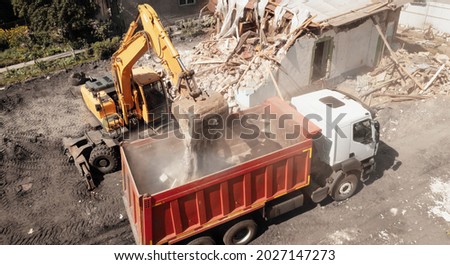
[0,51,95,86]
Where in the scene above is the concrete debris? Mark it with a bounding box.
[429,177,450,222]
[168,15,216,40]
[185,36,279,110]
[183,7,325,109]
[175,0,327,110]
[357,49,450,105]
[320,228,359,244]
[390,208,398,216]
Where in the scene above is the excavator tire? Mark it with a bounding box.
[88,145,119,174]
[69,72,87,86]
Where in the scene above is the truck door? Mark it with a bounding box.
[350,119,376,161]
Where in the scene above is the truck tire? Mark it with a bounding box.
[89,145,119,174]
[331,172,360,201]
[223,219,257,245]
[187,236,215,245]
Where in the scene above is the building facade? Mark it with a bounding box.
[399,1,450,34]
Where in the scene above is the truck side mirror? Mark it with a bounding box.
[374,120,380,143]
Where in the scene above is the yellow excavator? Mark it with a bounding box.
[63,4,228,189]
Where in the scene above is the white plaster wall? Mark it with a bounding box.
[400,2,450,33]
[278,17,380,85]
[275,36,316,95]
[236,36,316,108]
[329,19,378,78]
[366,23,381,68]
[238,12,397,107]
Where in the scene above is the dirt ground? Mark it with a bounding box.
[1,31,450,245]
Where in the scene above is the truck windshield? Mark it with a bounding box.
[353,119,372,144]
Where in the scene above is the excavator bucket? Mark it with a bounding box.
[171,91,229,139]
[170,91,229,180]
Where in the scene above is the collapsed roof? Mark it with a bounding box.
[211,0,411,39]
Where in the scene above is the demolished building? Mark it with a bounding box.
[200,0,411,108]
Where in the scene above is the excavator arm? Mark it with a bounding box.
[112,4,203,125]
[111,32,149,125]
[134,4,187,89]
[112,3,228,141]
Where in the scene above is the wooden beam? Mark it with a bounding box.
[370,16,425,90]
[268,65,284,101]
[421,64,446,94]
[372,93,429,100]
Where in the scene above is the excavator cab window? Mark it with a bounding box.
[143,81,165,108]
[142,81,167,120]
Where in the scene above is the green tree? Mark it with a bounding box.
[11,0,100,46]
[0,0,19,27]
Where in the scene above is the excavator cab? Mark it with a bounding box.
[132,66,169,124]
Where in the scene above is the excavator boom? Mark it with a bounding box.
[111,32,149,125]
[114,3,228,135]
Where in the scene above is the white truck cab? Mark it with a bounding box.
[291,89,380,201]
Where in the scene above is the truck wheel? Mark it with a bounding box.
[331,172,360,201]
[223,219,257,245]
[187,236,215,245]
[89,145,119,174]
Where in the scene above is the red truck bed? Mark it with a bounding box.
[121,97,320,244]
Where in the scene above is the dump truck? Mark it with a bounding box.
[120,89,380,245]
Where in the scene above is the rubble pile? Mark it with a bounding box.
[185,34,278,112]
[180,0,324,111]
[356,49,450,106]
[398,24,450,50]
[168,15,216,40]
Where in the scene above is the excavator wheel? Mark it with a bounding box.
[88,145,119,174]
[69,72,87,86]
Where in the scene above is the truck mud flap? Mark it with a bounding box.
[303,179,329,203]
[62,136,95,190]
[310,186,329,203]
